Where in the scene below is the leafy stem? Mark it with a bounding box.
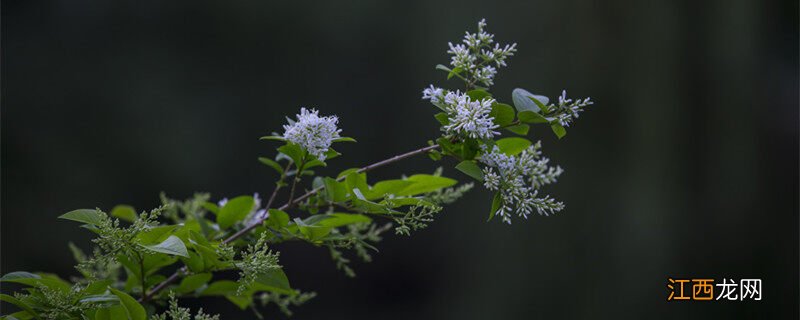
[140,143,441,302]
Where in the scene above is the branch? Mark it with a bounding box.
[139,143,440,302]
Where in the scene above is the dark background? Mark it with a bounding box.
[2,0,798,319]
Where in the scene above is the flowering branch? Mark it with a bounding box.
[1,19,594,319]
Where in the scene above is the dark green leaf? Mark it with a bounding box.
[277,143,305,165]
[517,110,549,124]
[323,178,347,202]
[551,123,567,139]
[294,218,332,241]
[396,174,457,196]
[433,112,450,125]
[140,235,189,258]
[266,209,290,229]
[489,192,502,221]
[136,225,178,244]
[109,287,146,320]
[366,180,414,200]
[258,157,284,174]
[496,137,532,156]
[59,209,105,226]
[259,136,286,141]
[216,196,255,230]
[455,160,484,182]
[110,205,137,223]
[332,137,357,143]
[0,294,38,318]
[253,268,293,295]
[307,213,371,228]
[177,273,213,294]
[466,89,491,100]
[505,124,530,135]
[489,103,515,126]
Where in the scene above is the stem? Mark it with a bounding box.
[265,162,293,210]
[139,143,440,302]
[134,250,148,300]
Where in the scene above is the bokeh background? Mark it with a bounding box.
[2,0,798,318]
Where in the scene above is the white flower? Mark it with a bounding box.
[282,108,341,161]
[479,144,564,223]
[439,19,518,88]
[549,90,593,127]
[422,85,444,103]
[441,92,499,139]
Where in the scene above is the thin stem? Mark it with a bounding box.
[265,162,293,210]
[139,143,440,302]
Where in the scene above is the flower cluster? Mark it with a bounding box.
[550,90,594,127]
[447,19,517,87]
[282,108,341,161]
[423,88,499,139]
[480,143,565,224]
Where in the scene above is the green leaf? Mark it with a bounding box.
[455,160,484,182]
[433,112,450,125]
[59,209,105,226]
[505,124,530,135]
[366,180,414,200]
[277,143,305,165]
[110,205,137,223]
[109,287,146,320]
[258,157,284,174]
[495,137,532,156]
[489,103,515,126]
[344,171,369,195]
[466,89,491,100]
[253,268,293,295]
[332,137,357,143]
[216,196,255,230]
[293,218,332,241]
[80,294,120,303]
[551,123,567,139]
[95,306,129,320]
[435,64,451,73]
[305,213,371,228]
[323,177,347,202]
[201,280,239,296]
[266,209,290,229]
[177,273,213,294]
[447,66,463,79]
[202,202,219,215]
[517,110,549,124]
[0,294,38,318]
[511,88,549,113]
[259,135,286,141]
[396,174,457,196]
[136,225,178,244]
[140,235,189,258]
[489,192,502,221]
[1,272,71,291]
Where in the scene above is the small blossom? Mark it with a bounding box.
[479,144,564,224]
[550,90,593,127]
[283,108,341,161]
[422,85,444,103]
[442,19,517,88]
[440,91,499,139]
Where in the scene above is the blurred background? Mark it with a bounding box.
[2,0,798,318]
